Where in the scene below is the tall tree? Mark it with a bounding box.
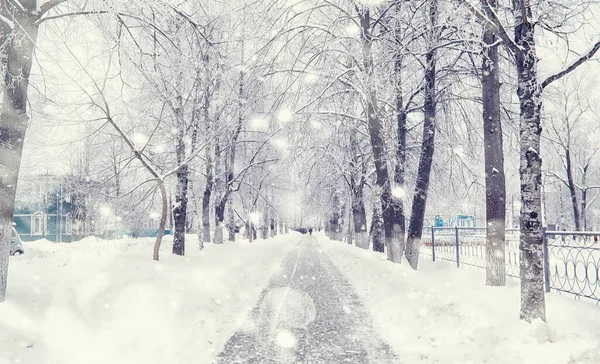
[350,128,369,249]
[466,0,600,321]
[546,78,600,232]
[0,0,66,302]
[405,0,439,269]
[481,0,506,286]
[357,5,404,263]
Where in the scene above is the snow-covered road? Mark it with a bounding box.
[217,235,397,364]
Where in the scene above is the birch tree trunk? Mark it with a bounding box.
[201,171,212,247]
[0,0,39,301]
[330,195,341,241]
[213,141,224,244]
[481,0,506,286]
[201,76,213,247]
[172,165,188,255]
[405,0,438,269]
[513,0,546,323]
[228,200,236,241]
[261,211,269,239]
[173,96,188,256]
[189,179,204,250]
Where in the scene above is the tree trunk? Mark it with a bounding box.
[329,195,341,241]
[581,189,587,231]
[481,0,506,286]
[565,148,581,230]
[353,205,368,248]
[203,138,217,246]
[228,200,235,241]
[153,180,168,261]
[0,2,39,301]
[358,7,404,261]
[270,218,276,237]
[189,179,204,250]
[350,128,368,248]
[168,193,174,232]
[514,1,546,323]
[201,178,211,247]
[581,166,589,231]
[172,165,188,256]
[211,66,243,244]
[405,0,438,269]
[392,2,408,261]
[261,212,269,239]
[214,200,225,244]
[371,195,385,252]
[346,218,353,244]
[246,220,255,242]
[346,199,353,245]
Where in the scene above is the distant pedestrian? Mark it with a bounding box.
[309,228,313,235]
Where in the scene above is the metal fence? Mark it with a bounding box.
[545,231,600,301]
[420,227,600,302]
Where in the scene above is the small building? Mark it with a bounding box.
[13,211,74,242]
[13,174,77,243]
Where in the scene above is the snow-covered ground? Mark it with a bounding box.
[0,233,297,364]
[318,233,600,364]
[4,232,599,364]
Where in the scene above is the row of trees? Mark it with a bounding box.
[2,0,600,326]
[1,0,306,297]
[290,0,600,323]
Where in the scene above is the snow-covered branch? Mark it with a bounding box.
[542,40,600,89]
[0,14,15,29]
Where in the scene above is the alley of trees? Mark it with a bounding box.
[2,0,600,324]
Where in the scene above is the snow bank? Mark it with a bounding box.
[0,234,297,364]
[318,234,600,364]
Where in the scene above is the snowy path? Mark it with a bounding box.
[216,235,398,364]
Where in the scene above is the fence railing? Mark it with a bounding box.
[545,231,600,301]
[420,227,600,302]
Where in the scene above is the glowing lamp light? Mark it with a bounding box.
[249,212,262,225]
[100,206,112,217]
[391,186,406,200]
[277,108,293,123]
[345,24,360,36]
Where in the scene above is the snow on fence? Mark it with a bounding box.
[420,227,600,302]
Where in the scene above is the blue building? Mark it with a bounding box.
[13,174,76,243]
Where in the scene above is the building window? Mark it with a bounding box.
[32,213,44,235]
